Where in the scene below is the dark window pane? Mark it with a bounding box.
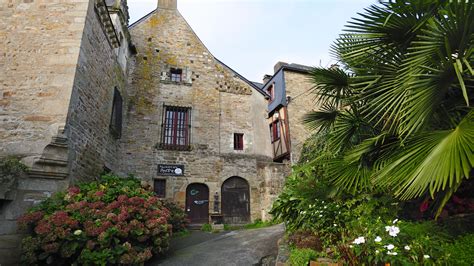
[170,68,182,82]
[154,179,166,198]
[110,88,122,139]
[234,133,243,150]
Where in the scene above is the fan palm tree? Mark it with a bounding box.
[304,0,473,216]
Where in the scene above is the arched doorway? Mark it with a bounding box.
[222,176,250,224]
[186,183,209,224]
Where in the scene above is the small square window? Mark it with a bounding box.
[234,133,244,150]
[154,179,166,198]
[170,68,182,82]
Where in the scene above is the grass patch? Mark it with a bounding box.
[172,230,190,238]
[243,219,277,229]
[223,224,243,231]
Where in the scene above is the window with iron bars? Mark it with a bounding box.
[160,106,191,150]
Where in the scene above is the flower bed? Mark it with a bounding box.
[18,174,183,265]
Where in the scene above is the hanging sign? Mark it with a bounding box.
[157,164,184,176]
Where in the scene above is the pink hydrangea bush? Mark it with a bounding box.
[18,174,176,265]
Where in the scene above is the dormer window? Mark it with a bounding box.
[170,68,182,82]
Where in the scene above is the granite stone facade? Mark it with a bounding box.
[123,5,286,223]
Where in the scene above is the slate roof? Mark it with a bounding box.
[280,63,313,74]
[251,82,264,90]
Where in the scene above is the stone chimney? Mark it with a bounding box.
[274,61,289,73]
[263,74,272,84]
[158,0,177,10]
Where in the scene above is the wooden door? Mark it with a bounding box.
[222,177,250,224]
[186,183,209,224]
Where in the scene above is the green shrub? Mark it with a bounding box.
[0,156,28,175]
[18,174,172,265]
[201,223,212,232]
[160,199,189,232]
[340,219,450,265]
[442,234,474,265]
[0,157,27,199]
[289,248,318,266]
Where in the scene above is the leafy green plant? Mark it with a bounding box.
[160,199,189,232]
[0,157,28,199]
[18,174,178,265]
[289,248,318,266]
[341,219,451,265]
[441,234,474,265]
[303,0,473,217]
[201,223,212,232]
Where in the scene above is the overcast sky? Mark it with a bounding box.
[127,0,375,82]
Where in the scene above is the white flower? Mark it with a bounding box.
[353,236,366,245]
[392,219,399,224]
[375,250,380,254]
[319,214,323,217]
[349,245,353,248]
[374,236,382,242]
[385,225,400,237]
[324,206,327,209]
[424,255,430,259]
[333,224,337,227]
[387,251,398,256]
[404,245,411,251]
[386,244,395,250]
[74,230,82,236]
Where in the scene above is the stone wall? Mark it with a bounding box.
[0,0,90,248]
[0,0,89,163]
[284,71,315,164]
[123,7,277,222]
[66,0,131,181]
[0,1,131,263]
[259,162,290,221]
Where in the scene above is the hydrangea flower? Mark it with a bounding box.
[385,225,400,237]
[353,236,366,244]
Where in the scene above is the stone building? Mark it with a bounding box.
[0,0,315,262]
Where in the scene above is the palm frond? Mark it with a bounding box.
[303,103,339,132]
[309,67,352,108]
[373,111,474,200]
